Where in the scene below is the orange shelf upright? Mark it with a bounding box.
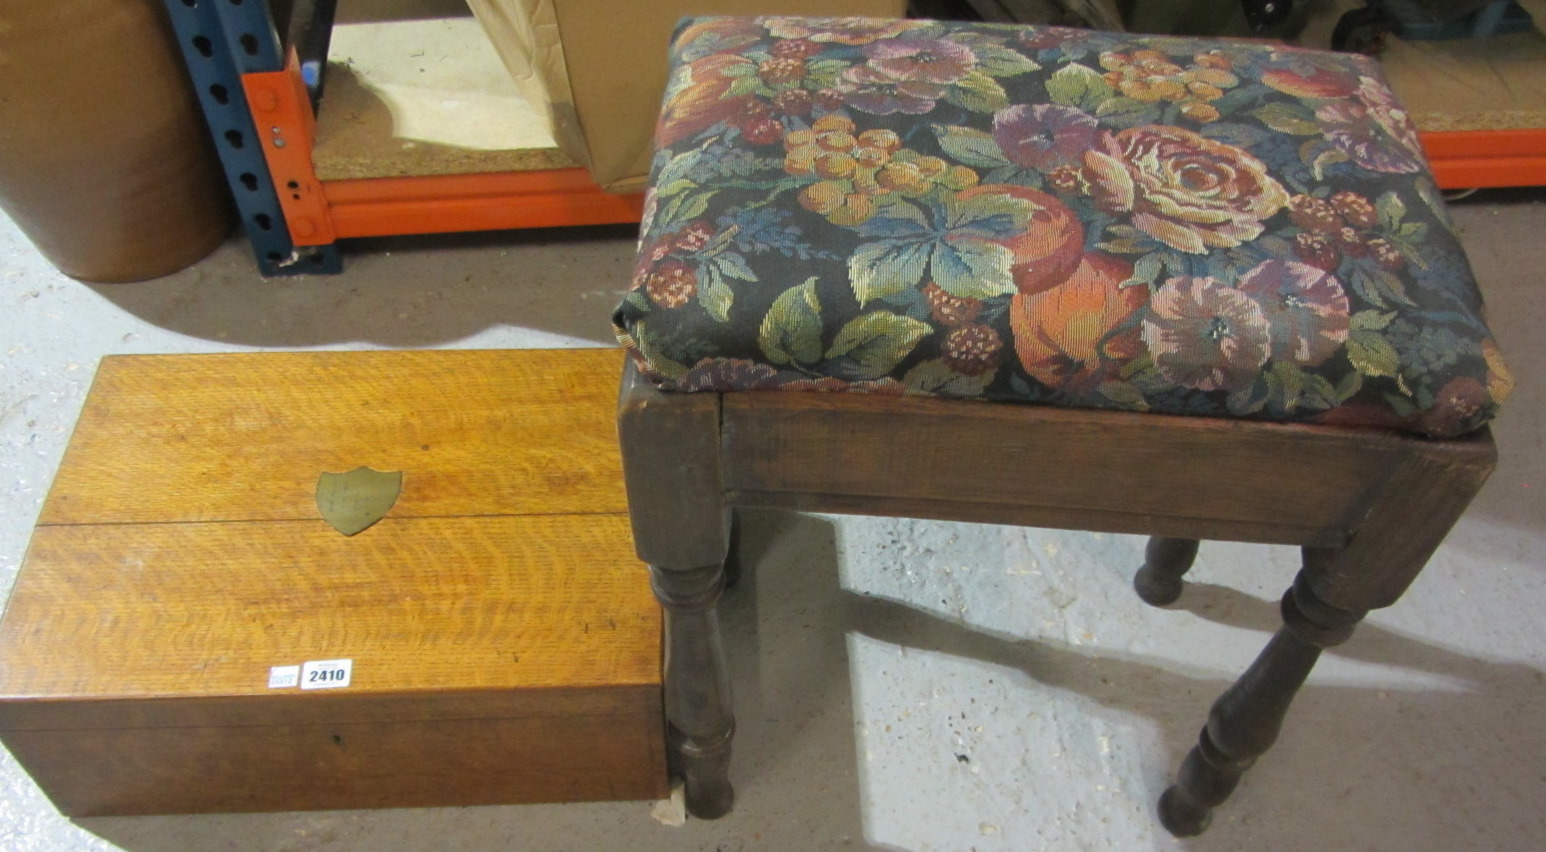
[239,51,640,248]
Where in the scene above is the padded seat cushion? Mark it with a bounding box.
[613,16,1511,437]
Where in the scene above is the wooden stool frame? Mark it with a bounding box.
[617,362,1495,836]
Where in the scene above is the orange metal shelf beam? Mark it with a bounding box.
[1420,128,1546,190]
[324,170,642,239]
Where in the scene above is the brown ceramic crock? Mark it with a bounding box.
[0,1,234,282]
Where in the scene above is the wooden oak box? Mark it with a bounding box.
[0,349,666,816]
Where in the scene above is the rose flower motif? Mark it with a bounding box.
[1011,253,1147,394]
[763,17,924,44]
[993,104,1100,172]
[1142,276,1271,392]
[1316,76,1425,174]
[1082,126,1289,254]
[863,37,978,85]
[1235,260,1350,367]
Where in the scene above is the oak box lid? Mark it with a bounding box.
[0,349,658,731]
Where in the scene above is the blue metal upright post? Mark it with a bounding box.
[162,0,341,275]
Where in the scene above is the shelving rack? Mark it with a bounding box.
[162,0,642,276]
[165,0,1543,277]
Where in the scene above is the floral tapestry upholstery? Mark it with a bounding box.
[612,16,1512,438]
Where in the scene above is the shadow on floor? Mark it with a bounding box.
[81,224,640,350]
[735,510,1546,850]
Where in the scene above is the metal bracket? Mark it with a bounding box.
[161,0,340,276]
[243,52,338,247]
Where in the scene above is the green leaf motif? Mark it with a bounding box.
[1095,96,1161,128]
[718,62,759,78]
[852,191,1029,303]
[1414,177,1456,228]
[660,190,715,230]
[1046,64,1114,111]
[1348,265,1415,309]
[1310,146,1350,181]
[849,240,932,306]
[698,266,734,322]
[825,313,932,381]
[1368,266,1416,307]
[1227,377,1270,415]
[1384,391,1419,418]
[1268,361,1307,411]
[1335,370,1363,403]
[1350,309,1396,331]
[1096,224,1156,255]
[903,359,997,395]
[656,178,697,198]
[728,75,766,97]
[806,58,850,76]
[1127,251,1166,288]
[1251,103,1321,136]
[1376,191,1407,231]
[1301,373,1340,411]
[1097,380,1147,408]
[713,252,757,282]
[859,197,932,237]
[932,125,1014,169]
[804,58,849,89]
[975,45,1041,77]
[1211,84,1267,115]
[1261,361,1335,411]
[655,148,706,188]
[932,239,1016,299]
[634,320,691,382]
[1347,329,1401,378]
[759,278,824,366]
[945,71,1010,112]
[941,188,1034,237]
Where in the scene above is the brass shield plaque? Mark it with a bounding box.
[316,467,403,536]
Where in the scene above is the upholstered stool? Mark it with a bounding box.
[613,16,1510,836]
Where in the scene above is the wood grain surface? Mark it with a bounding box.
[721,391,1424,544]
[0,349,667,813]
[2,708,667,815]
[39,349,627,525]
[0,515,658,706]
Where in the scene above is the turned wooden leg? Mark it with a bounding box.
[652,563,735,818]
[1158,568,1367,837]
[617,361,737,817]
[722,508,744,590]
[1134,537,1200,606]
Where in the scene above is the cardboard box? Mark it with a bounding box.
[469,1,906,193]
[0,350,666,815]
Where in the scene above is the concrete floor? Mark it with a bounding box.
[1,190,1543,851]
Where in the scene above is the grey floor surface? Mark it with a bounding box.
[1,191,1543,851]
